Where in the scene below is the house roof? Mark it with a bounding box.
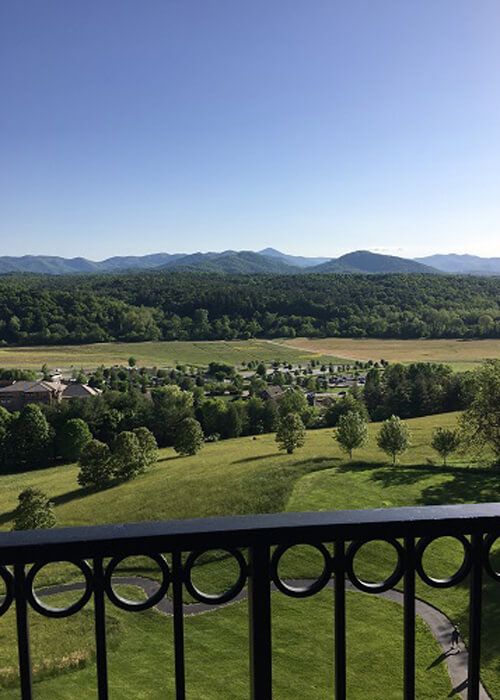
[260,385,284,398]
[0,380,62,394]
[62,383,101,397]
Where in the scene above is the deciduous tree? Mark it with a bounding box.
[459,360,500,462]
[12,488,56,530]
[133,426,159,467]
[376,415,411,465]
[174,417,204,456]
[111,431,147,481]
[275,412,306,454]
[431,427,461,465]
[77,439,113,488]
[335,411,368,460]
[9,404,54,468]
[59,418,92,461]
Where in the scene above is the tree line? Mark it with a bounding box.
[0,271,499,344]
[0,361,475,475]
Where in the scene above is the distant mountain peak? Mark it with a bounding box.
[309,250,439,275]
[2,248,498,277]
[415,253,500,275]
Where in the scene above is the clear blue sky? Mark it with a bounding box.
[1,1,499,259]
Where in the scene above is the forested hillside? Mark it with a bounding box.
[0,272,498,345]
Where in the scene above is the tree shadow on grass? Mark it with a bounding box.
[157,455,181,463]
[369,463,461,488]
[288,456,343,469]
[233,452,289,464]
[332,460,500,497]
[418,469,500,506]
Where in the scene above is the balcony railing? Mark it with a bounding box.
[1,502,500,699]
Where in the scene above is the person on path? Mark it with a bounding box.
[450,627,460,651]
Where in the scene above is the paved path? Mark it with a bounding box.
[39,577,489,699]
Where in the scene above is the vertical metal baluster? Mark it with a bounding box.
[172,552,186,700]
[404,537,415,700]
[334,540,346,700]
[94,557,109,700]
[14,563,33,700]
[468,533,483,700]
[249,544,272,700]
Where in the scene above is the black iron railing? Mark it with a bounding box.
[1,503,500,699]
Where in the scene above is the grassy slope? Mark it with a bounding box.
[274,336,500,369]
[1,412,498,697]
[0,339,337,370]
[0,413,469,531]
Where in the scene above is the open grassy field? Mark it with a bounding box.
[0,339,337,370]
[2,412,499,697]
[274,336,500,370]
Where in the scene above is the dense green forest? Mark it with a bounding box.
[0,272,498,345]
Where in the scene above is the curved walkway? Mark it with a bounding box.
[39,577,489,699]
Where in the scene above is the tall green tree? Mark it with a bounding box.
[459,360,500,462]
[133,426,159,467]
[275,412,306,454]
[151,385,194,446]
[111,431,147,481]
[0,406,13,470]
[77,439,113,489]
[431,427,461,466]
[376,415,411,465]
[12,488,56,530]
[335,411,368,461]
[173,417,204,456]
[59,418,92,461]
[9,404,54,468]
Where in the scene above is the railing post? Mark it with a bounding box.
[93,557,109,700]
[249,544,272,699]
[334,539,346,700]
[14,563,33,700]
[403,537,415,700]
[172,551,186,700]
[468,533,483,700]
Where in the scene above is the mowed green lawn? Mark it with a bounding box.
[1,412,500,697]
[0,589,450,699]
[0,339,337,370]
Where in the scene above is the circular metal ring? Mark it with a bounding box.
[482,533,500,581]
[26,560,94,618]
[0,566,14,617]
[184,548,247,604]
[104,554,170,611]
[271,543,331,598]
[416,535,471,588]
[346,538,405,593]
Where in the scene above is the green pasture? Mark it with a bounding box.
[0,340,337,370]
[2,412,500,697]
